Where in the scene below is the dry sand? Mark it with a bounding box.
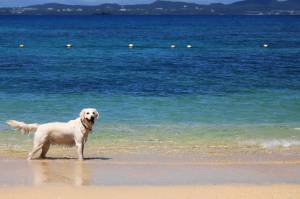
[1,185,300,199]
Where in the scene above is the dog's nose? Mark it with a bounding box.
[91,116,95,119]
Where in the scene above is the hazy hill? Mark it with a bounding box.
[0,0,299,15]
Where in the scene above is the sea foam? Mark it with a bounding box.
[243,139,300,149]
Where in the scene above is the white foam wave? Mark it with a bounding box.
[243,139,300,149]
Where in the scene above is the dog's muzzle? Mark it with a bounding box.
[88,116,95,124]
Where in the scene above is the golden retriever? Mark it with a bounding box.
[6,108,99,160]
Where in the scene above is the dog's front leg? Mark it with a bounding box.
[76,142,84,161]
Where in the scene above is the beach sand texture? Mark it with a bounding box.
[1,185,300,199]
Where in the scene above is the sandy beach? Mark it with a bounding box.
[1,185,300,199]
[1,155,300,198]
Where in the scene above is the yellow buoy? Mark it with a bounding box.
[128,43,134,48]
[19,44,25,48]
[187,44,192,48]
[66,44,72,48]
[170,44,176,48]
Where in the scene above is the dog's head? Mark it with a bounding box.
[80,108,99,126]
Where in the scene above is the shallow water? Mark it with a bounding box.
[0,16,300,155]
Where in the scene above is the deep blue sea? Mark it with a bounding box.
[0,16,300,155]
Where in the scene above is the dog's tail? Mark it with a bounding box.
[6,120,39,134]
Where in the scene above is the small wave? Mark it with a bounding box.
[242,139,300,149]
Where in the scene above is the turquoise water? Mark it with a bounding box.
[0,16,300,154]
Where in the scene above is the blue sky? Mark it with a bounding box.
[0,0,239,7]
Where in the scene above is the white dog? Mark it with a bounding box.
[6,108,99,160]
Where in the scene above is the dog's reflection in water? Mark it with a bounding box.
[29,159,91,186]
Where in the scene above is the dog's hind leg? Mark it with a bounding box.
[28,133,46,160]
[40,142,50,159]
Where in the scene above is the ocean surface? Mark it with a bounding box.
[0,16,300,156]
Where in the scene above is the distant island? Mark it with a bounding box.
[1,0,300,15]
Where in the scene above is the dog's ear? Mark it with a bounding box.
[80,109,86,121]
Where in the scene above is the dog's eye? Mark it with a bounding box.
[93,112,95,115]
[86,112,90,115]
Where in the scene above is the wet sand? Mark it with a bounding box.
[1,155,300,185]
[1,155,300,198]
